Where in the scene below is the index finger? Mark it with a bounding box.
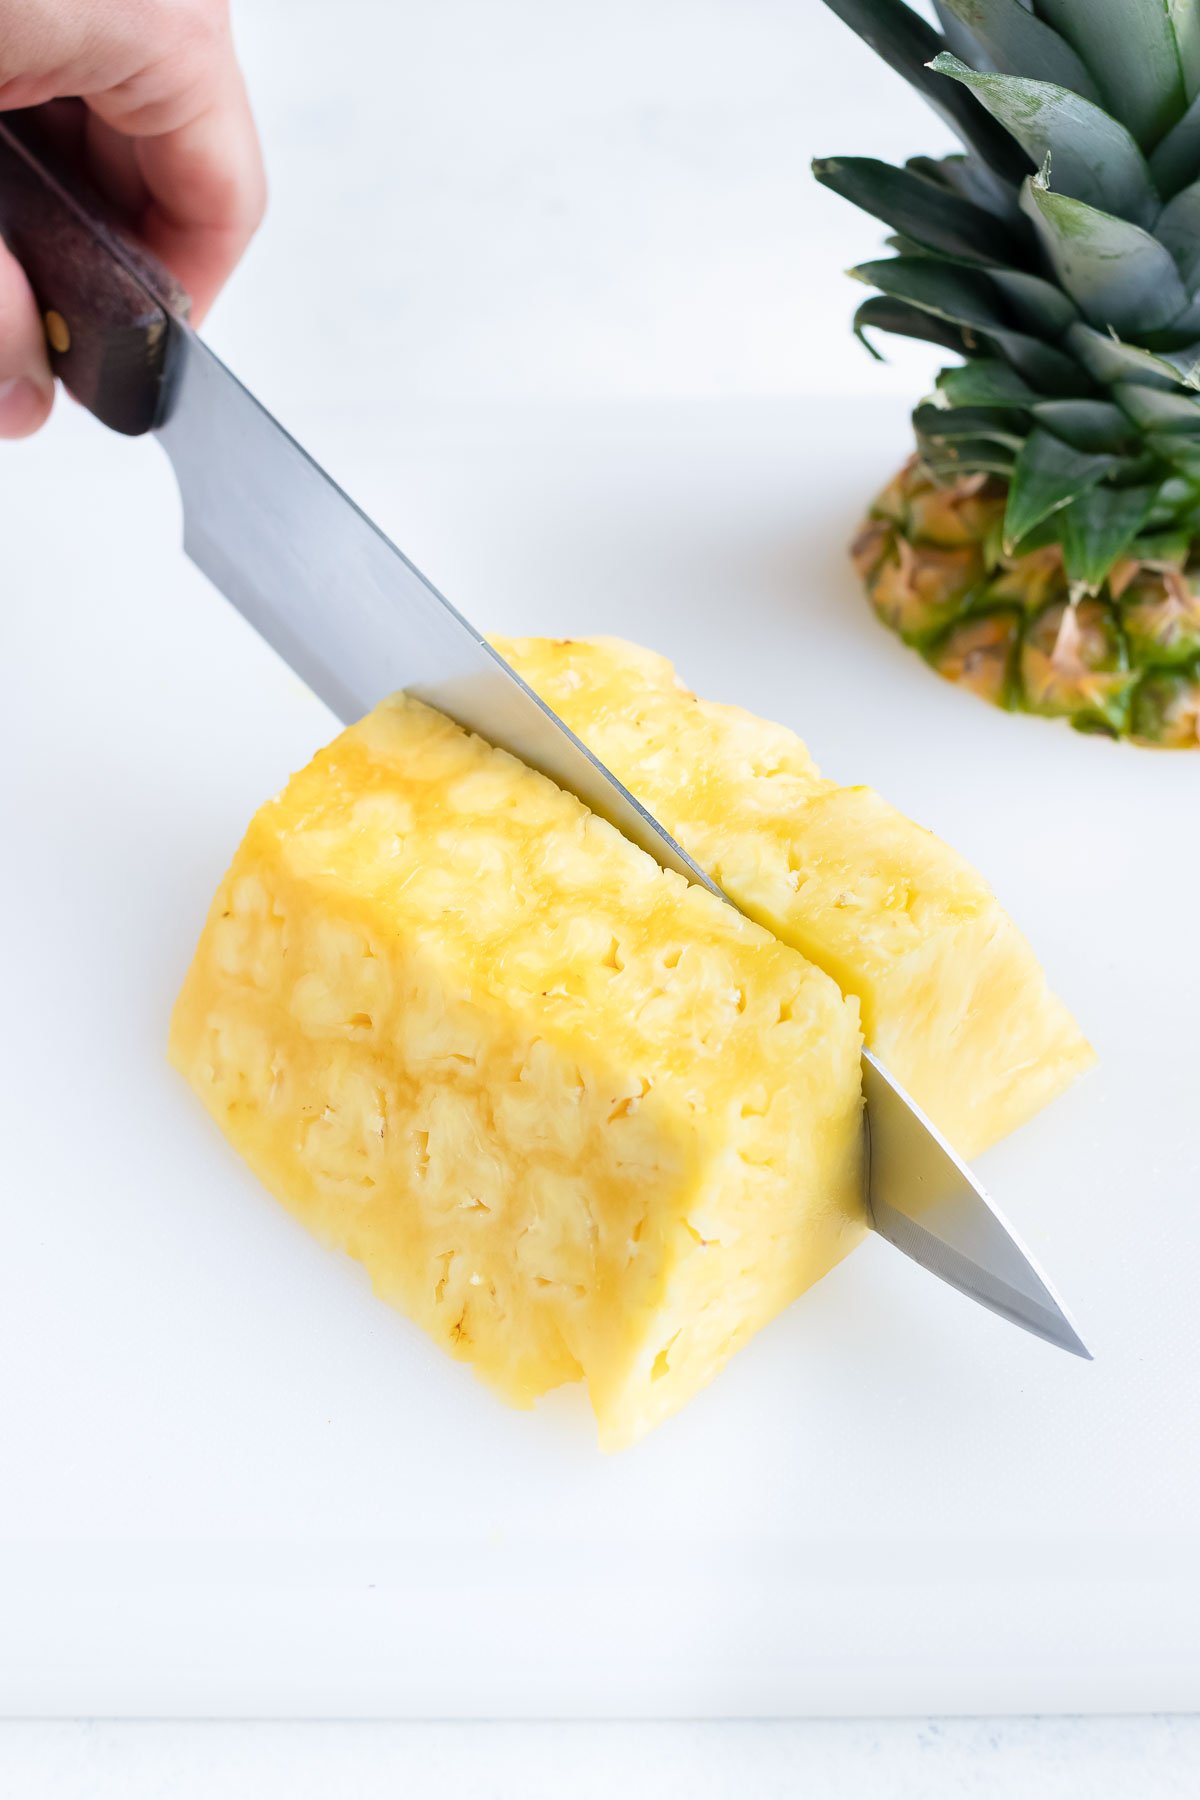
[90,26,267,321]
[135,65,266,320]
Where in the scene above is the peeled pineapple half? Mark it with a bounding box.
[170,697,866,1449]
[173,640,1092,1445]
[499,637,1095,1160]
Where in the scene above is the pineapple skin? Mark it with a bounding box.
[170,697,865,1450]
[497,634,1094,1160]
[853,460,1200,747]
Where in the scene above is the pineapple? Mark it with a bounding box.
[497,635,1093,1158]
[170,696,865,1449]
[816,0,1200,745]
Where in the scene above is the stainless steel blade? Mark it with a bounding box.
[157,321,1088,1359]
[155,325,710,890]
[862,1052,1090,1357]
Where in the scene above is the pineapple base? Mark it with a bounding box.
[171,697,865,1450]
[853,458,1200,748]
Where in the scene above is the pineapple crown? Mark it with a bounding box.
[815,0,1200,589]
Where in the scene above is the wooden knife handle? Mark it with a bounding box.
[0,110,190,436]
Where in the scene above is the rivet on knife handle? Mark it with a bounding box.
[0,109,189,436]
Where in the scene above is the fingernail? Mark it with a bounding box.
[0,375,50,437]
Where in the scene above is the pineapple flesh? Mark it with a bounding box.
[498,635,1093,1159]
[816,0,1200,746]
[170,697,865,1449]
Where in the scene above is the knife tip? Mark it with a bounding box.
[1048,1314,1093,1361]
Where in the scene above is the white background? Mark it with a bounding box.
[219,0,942,415]
[3,1717,1199,1799]
[2,0,1198,1791]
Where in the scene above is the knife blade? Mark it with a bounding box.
[0,114,1089,1360]
[862,1053,1088,1356]
[157,329,711,889]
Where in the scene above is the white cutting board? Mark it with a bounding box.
[1,394,1197,1717]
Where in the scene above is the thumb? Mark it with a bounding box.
[0,239,54,438]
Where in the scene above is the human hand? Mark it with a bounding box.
[0,0,265,437]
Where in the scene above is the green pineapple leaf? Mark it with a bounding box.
[882,233,943,259]
[1129,526,1194,561]
[1020,179,1188,335]
[1060,483,1161,587]
[851,256,1086,392]
[906,153,1015,219]
[1169,0,1200,104]
[819,0,1031,190]
[1149,91,1200,197]
[1149,476,1200,525]
[1031,399,1135,454]
[1145,433,1200,476]
[986,267,1078,337]
[852,295,978,359]
[930,2,991,69]
[1068,321,1200,392]
[1144,295,1200,346]
[850,255,1005,324]
[920,440,1016,481]
[936,360,1037,407]
[1033,0,1188,149]
[1154,177,1200,291]
[811,156,1021,263]
[862,241,1079,335]
[935,0,1101,101]
[1114,382,1200,430]
[928,54,1160,226]
[912,401,1027,449]
[1002,427,1117,549]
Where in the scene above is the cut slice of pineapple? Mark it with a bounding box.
[498,635,1094,1158]
[171,696,865,1449]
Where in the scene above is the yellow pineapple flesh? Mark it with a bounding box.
[170,697,865,1449]
[498,636,1094,1159]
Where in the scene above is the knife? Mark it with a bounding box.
[0,112,1089,1360]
